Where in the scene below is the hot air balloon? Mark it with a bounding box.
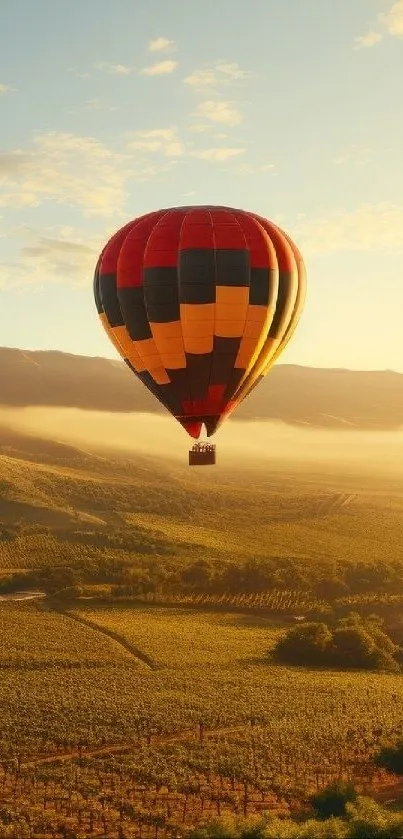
[93,206,306,466]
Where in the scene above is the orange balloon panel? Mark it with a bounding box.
[93,206,306,439]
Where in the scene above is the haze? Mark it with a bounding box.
[2,406,403,479]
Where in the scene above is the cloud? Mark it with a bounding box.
[95,62,134,75]
[68,98,120,114]
[236,163,275,175]
[295,203,403,256]
[184,62,251,92]
[21,232,99,282]
[187,123,218,134]
[332,146,372,165]
[193,100,242,126]
[354,0,403,47]
[191,147,245,161]
[0,83,16,95]
[140,60,178,76]
[127,128,185,157]
[148,37,176,53]
[380,0,403,35]
[0,133,132,216]
[68,69,91,79]
[73,63,135,77]
[354,31,383,49]
[0,225,101,289]
[84,99,113,111]
[0,151,29,175]
[0,133,171,217]
[127,129,246,163]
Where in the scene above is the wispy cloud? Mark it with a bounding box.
[295,203,403,255]
[148,37,176,53]
[236,163,276,175]
[0,226,102,289]
[184,62,251,92]
[126,128,247,163]
[0,151,28,175]
[332,146,372,165]
[185,63,249,130]
[21,232,98,281]
[140,60,178,76]
[354,31,383,49]
[0,83,14,95]
[68,69,91,79]
[0,132,154,216]
[70,62,135,79]
[191,147,245,161]
[354,0,403,48]
[193,100,242,126]
[69,98,120,114]
[127,128,185,157]
[95,62,134,75]
[187,123,218,134]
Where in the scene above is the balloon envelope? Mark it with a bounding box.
[94,206,306,439]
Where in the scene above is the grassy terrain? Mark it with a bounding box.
[2,430,403,574]
[0,601,402,836]
[2,431,403,835]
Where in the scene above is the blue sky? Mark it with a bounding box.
[1,0,403,370]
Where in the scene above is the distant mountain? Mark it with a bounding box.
[0,346,403,430]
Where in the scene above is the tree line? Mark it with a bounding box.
[3,552,403,606]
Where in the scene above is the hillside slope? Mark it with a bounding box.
[1,347,403,429]
[1,426,403,575]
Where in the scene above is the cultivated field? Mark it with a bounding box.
[0,601,402,836]
[2,431,403,835]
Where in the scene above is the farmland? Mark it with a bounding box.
[2,430,403,835]
[2,426,403,576]
[0,600,402,837]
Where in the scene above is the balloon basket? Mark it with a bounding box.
[189,443,216,466]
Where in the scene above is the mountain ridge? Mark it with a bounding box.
[1,346,403,430]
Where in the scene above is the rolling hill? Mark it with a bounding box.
[2,352,403,837]
[1,346,403,429]
[1,420,403,579]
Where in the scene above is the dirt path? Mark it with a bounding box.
[371,777,403,806]
[56,608,158,670]
[18,726,403,812]
[20,723,254,769]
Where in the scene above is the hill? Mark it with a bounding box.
[1,346,403,429]
[2,376,403,836]
[1,422,403,585]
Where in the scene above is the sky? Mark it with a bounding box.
[0,0,403,371]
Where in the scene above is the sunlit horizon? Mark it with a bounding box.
[1,0,403,371]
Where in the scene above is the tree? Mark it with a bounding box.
[314,577,349,601]
[332,616,399,672]
[332,626,376,669]
[52,585,84,603]
[346,796,403,839]
[272,622,333,666]
[374,741,403,776]
[272,614,400,672]
[310,781,357,819]
[181,560,213,591]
